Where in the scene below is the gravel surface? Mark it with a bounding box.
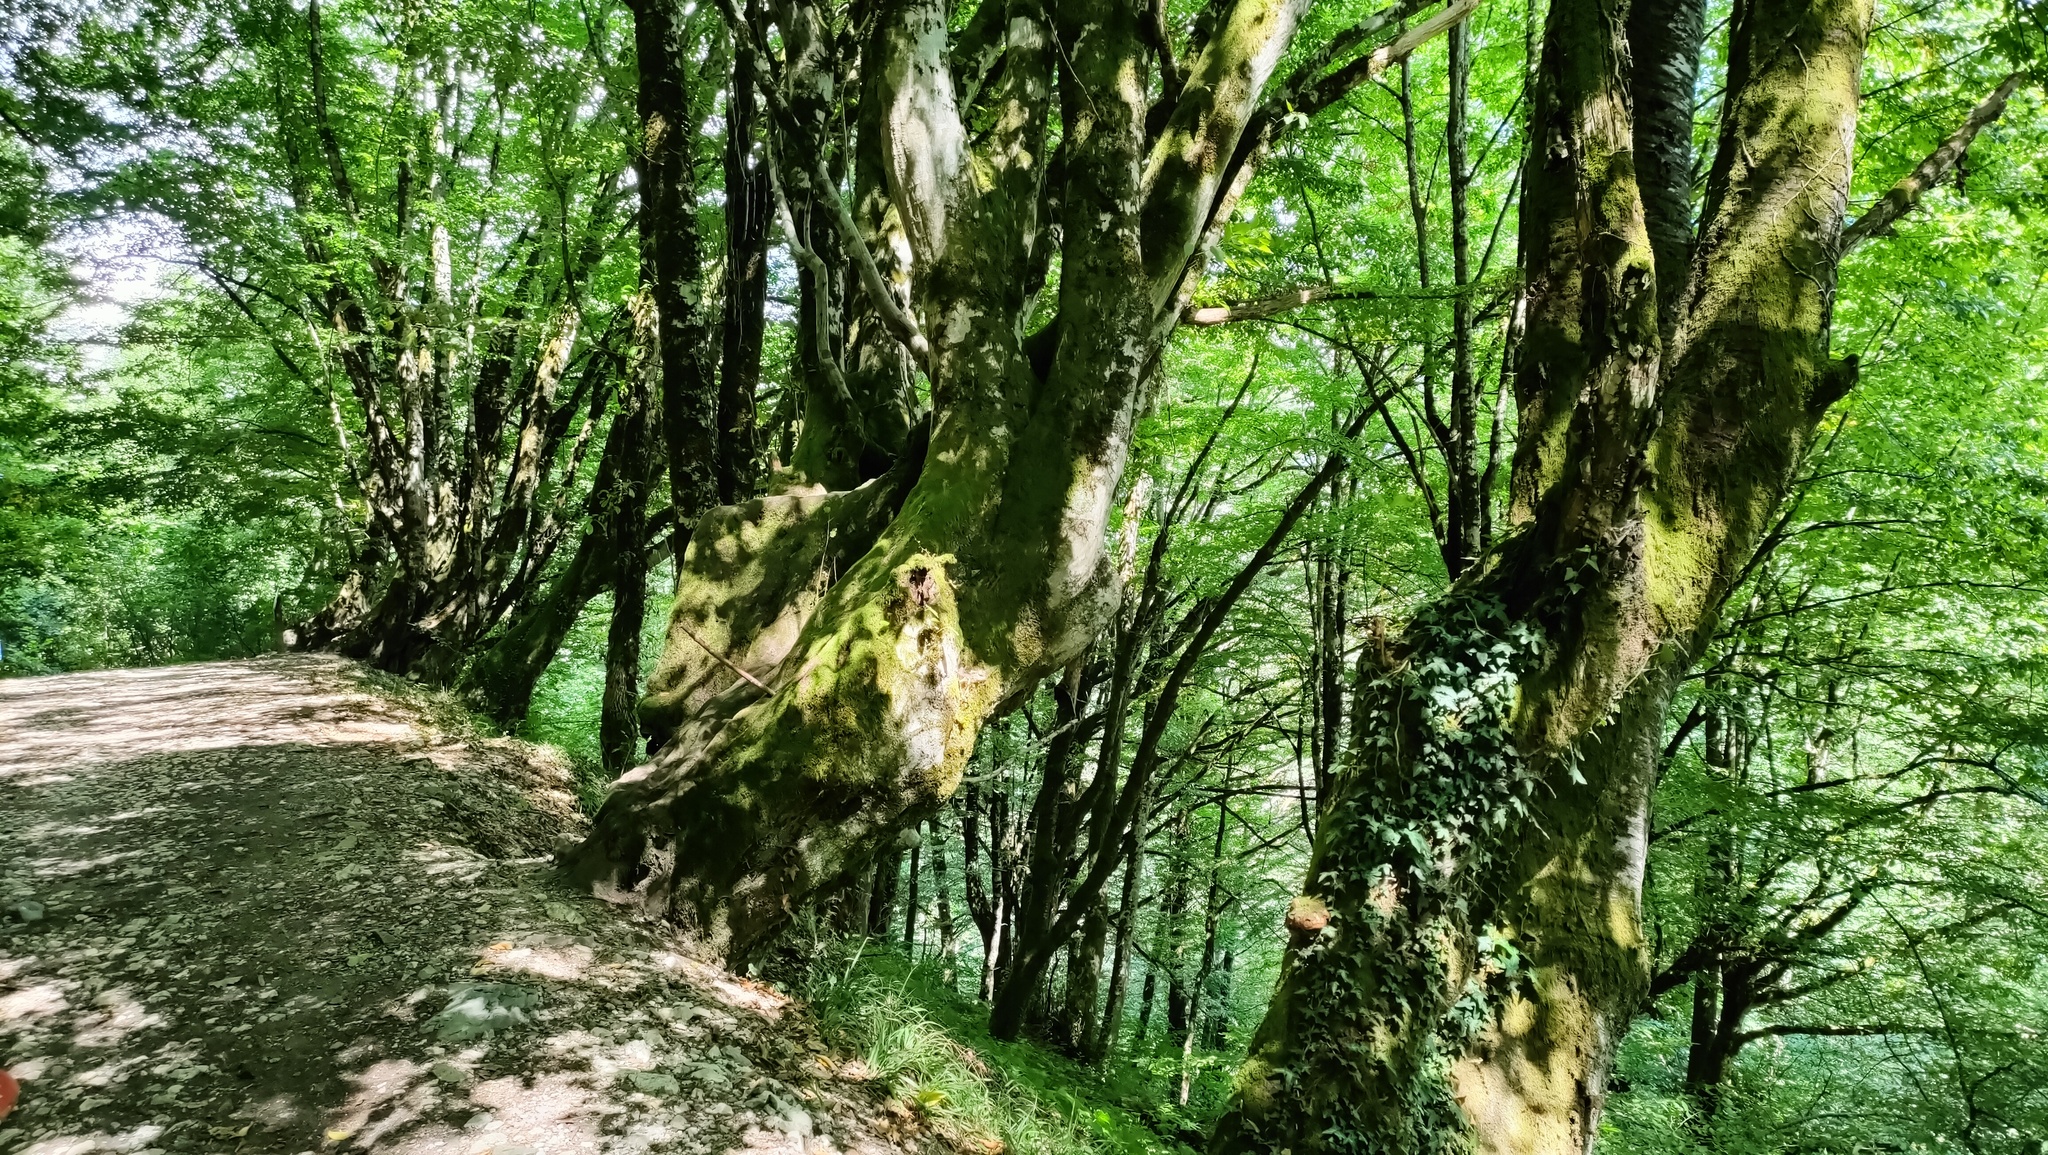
[0,656,925,1155]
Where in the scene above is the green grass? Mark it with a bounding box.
[521,563,675,811]
[797,937,1196,1155]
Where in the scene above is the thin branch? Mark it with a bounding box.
[672,616,773,692]
[1182,283,1462,326]
[1841,71,2027,254]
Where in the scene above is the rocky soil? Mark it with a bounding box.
[0,656,932,1155]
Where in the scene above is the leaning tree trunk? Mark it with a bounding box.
[1210,0,1882,1151]
[561,0,1455,962]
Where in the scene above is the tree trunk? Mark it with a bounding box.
[902,842,921,954]
[1135,964,1156,1044]
[1444,18,1481,576]
[1179,799,1228,1103]
[961,781,1001,1000]
[1160,809,1194,1037]
[459,516,609,725]
[868,848,902,938]
[1683,705,1744,1117]
[928,816,959,988]
[987,423,1361,1042]
[601,294,663,777]
[629,0,719,525]
[1061,895,1109,1057]
[459,352,646,726]
[1090,822,1147,1064]
[1208,951,1234,1049]
[716,0,770,505]
[561,0,1464,967]
[1211,1,1874,1151]
[989,665,1098,1038]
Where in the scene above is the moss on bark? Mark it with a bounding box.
[1212,2,1873,1152]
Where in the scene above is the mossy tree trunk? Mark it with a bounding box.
[600,292,664,775]
[561,0,1473,962]
[1211,0,1882,1151]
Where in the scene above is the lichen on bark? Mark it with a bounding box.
[1212,1,1875,1152]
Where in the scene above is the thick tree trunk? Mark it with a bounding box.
[630,0,718,523]
[289,530,389,650]
[716,0,770,505]
[1211,2,1873,1152]
[561,0,1469,971]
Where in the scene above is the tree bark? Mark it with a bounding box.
[1090,819,1148,1064]
[929,815,959,988]
[1062,895,1110,1057]
[460,351,641,725]
[1211,1,1875,1151]
[868,848,903,938]
[1179,799,1229,1104]
[989,664,1099,1038]
[1625,0,1708,327]
[902,841,922,953]
[602,292,665,777]
[561,0,1477,969]
[1444,20,1481,575]
[630,0,719,524]
[717,0,770,505]
[1136,963,1157,1044]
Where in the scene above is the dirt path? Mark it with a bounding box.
[0,656,916,1155]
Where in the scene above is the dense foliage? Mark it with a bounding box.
[5,0,2047,1150]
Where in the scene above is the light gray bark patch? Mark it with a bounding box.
[879,0,966,267]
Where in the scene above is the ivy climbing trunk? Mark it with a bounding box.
[1211,0,1879,1151]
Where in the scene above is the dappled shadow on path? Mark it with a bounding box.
[0,658,915,1155]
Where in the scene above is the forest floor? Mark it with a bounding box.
[0,655,947,1155]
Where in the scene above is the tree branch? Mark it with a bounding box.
[1181,283,1458,326]
[1735,1022,1938,1044]
[1841,71,2026,255]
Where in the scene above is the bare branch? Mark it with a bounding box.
[1841,71,2026,254]
[1736,1022,1939,1043]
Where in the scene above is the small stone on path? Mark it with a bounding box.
[626,1070,680,1095]
[430,1059,467,1083]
